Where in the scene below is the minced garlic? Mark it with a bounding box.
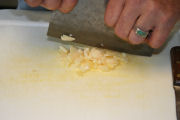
[60,34,76,41]
[58,46,128,73]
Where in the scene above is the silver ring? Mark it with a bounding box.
[135,27,149,38]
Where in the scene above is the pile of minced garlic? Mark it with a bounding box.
[58,46,128,73]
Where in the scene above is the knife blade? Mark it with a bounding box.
[47,0,153,56]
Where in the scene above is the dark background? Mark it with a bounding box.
[0,0,18,9]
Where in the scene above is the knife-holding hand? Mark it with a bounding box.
[104,0,180,48]
[25,0,78,13]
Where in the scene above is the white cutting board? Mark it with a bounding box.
[0,10,179,120]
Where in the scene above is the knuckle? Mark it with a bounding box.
[48,8,57,10]
[59,0,78,13]
[148,2,160,12]
[59,9,70,13]
[129,36,140,45]
[128,35,135,44]
[48,6,59,10]
[25,0,40,7]
[114,27,128,40]
[43,0,61,10]
[104,16,115,27]
[64,0,77,7]
[149,37,166,49]
[149,42,161,49]
[104,7,118,27]
[59,8,72,13]
[44,6,57,10]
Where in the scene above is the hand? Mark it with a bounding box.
[25,0,78,13]
[105,0,180,48]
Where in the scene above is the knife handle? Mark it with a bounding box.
[171,46,180,86]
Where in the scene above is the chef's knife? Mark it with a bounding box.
[47,0,153,56]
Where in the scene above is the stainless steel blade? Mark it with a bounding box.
[47,0,153,56]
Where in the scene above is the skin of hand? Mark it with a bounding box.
[25,0,78,13]
[105,0,180,48]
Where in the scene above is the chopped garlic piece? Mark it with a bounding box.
[100,43,104,47]
[59,46,68,53]
[89,48,104,59]
[58,46,128,73]
[79,63,90,72]
[122,53,127,57]
[61,34,76,41]
[84,48,90,58]
[70,46,78,53]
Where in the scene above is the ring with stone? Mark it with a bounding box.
[135,27,149,38]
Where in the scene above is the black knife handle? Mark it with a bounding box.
[171,46,180,86]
